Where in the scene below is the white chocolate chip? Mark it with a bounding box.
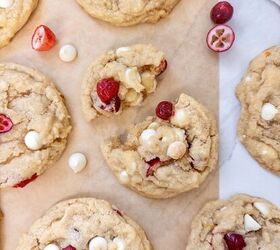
[167,141,187,160]
[141,72,157,93]
[261,103,278,121]
[171,109,189,128]
[139,129,156,144]
[113,237,126,250]
[119,170,129,184]
[254,202,270,217]
[68,153,87,173]
[0,0,13,8]
[125,89,142,105]
[59,44,77,62]
[44,244,60,250]
[123,67,144,92]
[24,131,42,150]
[116,47,131,56]
[244,214,262,232]
[89,237,108,250]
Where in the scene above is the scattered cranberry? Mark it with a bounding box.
[0,114,13,133]
[224,232,246,250]
[32,25,56,51]
[146,157,161,177]
[156,59,168,75]
[206,24,235,52]
[96,78,120,103]
[13,174,38,188]
[211,1,234,24]
[99,96,121,113]
[155,101,174,120]
[62,246,76,250]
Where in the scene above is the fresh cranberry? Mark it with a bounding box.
[146,157,161,177]
[155,101,174,120]
[13,174,38,188]
[224,232,246,250]
[96,78,120,103]
[156,59,168,75]
[206,24,235,52]
[62,246,76,250]
[0,114,13,133]
[211,1,234,24]
[99,96,121,113]
[32,25,56,51]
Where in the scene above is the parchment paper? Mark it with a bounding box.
[0,0,218,249]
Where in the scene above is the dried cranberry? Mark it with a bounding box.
[156,59,168,75]
[155,101,174,120]
[62,246,76,250]
[96,78,120,103]
[13,174,38,188]
[211,1,234,24]
[0,114,13,133]
[32,25,56,51]
[224,232,246,250]
[99,96,121,113]
[146,157,161,177]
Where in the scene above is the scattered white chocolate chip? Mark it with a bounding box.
[167,141,187,160]
[24,131,42,150]
[124,67,144,92]
[68,153,87,173]
[171,109,188,128]
[113,237,126,250]
[244,214,262,232]
[0,0,13,8]
[59,44,77,62]
[139,129,156,144]
[44,244,60,250]
[116,47,131,56]
[254,202,270,217]
[119,170,129,184]
[261,103,278,121]
[89,237,108,250]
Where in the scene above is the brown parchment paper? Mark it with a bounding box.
[0,0,218,249]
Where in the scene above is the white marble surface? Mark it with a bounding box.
[220,0,280,205]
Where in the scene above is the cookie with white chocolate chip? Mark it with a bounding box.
[75,0,180,26]
[16,198,152,250]
[0,63,72,188]
[186,194,280,250]
[0,0,38,48]
[102,93,218,199]
[236,46,280,175]
[81,44,167,121]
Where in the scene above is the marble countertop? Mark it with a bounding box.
[220,0,280,205]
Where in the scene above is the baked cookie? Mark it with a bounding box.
[75,0,180,26]
[236,46,280,174]
[17,197,152,250]
[0,63,71,188]
[102,93,218,199]
[0,0,38,48]
[186,194,280,250]
[81,44,167,121]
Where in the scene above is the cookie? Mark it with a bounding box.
[16,197,152,250]
[75,0,180,26]
[102,93,218,199]
[0,63,72,188]
[186,194,280,249]
[0,0,38,48]
[81,44,167,121]
[236,46,280,174]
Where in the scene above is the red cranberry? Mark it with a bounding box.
[155,101,174,120]
[0,114,13,133]
[224,232,246,250]
[146,157,161,177]
[211,1,234,24]
[156,59,168,75]
[13,174,38,188]
[99,96,121,113]
[32,25,56,51]
[96,78,120,103]
[62,246,76,250]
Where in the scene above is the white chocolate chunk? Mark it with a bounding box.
[113,237,126,250]
[139,129,156,144]
[119,170,129,184]
[244,214,262,232]
[167,141,187,160]
[254,202,270,217]
[89,237,108,250]
[0,0,13,8]
[141,71,157,93]
[59,44,77,62]
[24,131,42,150]
[125,89,143,105]
[261,103,278,121]
[171,109,189,128]
[44,244,60,250]
[68,153,87,173]
[116,47,131,57]
[123,67,144,92]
